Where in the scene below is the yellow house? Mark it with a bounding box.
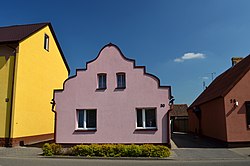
[0,23,69,147]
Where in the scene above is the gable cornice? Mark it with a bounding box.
[54,43,172,99]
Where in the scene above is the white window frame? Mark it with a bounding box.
[97,73,107,89]
[44,34,49,51]
[136,108,157,129]
[77,109,96,130]
[116,72,126,88]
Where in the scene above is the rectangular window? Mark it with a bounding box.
[136,108,156,129]
[44,34,49,51]
[246,102,250,129]
[98,73,107,89]
[77,109,97,130]
[116,73,126,89]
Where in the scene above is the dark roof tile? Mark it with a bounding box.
[0,23,48,43]
[0,22,70,74]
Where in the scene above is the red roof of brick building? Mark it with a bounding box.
[190,54,250,108]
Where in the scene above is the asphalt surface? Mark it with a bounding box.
[0,145,249,161]
[170,132,250,160]
[0,147,42,158]
[0,157,250,166]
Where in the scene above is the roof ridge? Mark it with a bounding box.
[0,22,50,29]
[0,22,50,43]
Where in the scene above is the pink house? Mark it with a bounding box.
[53,43,173,146]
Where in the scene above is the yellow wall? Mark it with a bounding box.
[0,54,14,137]
[11,26,68,138]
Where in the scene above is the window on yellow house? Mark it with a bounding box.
[44,34,49,51]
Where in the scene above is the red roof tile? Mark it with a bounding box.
[189,54,250,108]
[170,104,188,116]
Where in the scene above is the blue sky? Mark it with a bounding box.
[1,0,250,105]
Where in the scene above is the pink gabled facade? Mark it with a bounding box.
[53,43,172,145]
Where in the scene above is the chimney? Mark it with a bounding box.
[231,57,243,66]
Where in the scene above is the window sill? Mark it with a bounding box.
[75,129,97,132]
[96,88,106,91]
[135,128,158,131]
[115,87,126,90]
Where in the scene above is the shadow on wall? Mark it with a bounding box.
[162,113,167,143]
[133,130,156,135]
[73,131,97,135]
[226,106,237,117]
[0,55,10,69]
[237,104,246,114]
[226,104,245,117]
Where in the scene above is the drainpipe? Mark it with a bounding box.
[50,99,57,143]
[168,95,175,147]
[6,46,17,147]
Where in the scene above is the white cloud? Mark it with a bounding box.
[202,76,209,80]
[174,52,206,62]
[174,58,184,62]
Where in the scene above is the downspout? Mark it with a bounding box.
[168,94,175,147]
[50,99,57,142]
[6,46,17,147]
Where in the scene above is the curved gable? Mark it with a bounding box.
[54,43,171,98]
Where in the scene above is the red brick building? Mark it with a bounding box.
[188,56,250,146]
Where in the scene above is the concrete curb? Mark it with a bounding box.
[41,155,173,160]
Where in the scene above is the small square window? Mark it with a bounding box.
[77,109,97,130]
[116,73,126,89]
[97,73,107,89]
[44,34,49,51]
[136,108,156,129]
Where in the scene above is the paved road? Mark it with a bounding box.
[0,157,250,166]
